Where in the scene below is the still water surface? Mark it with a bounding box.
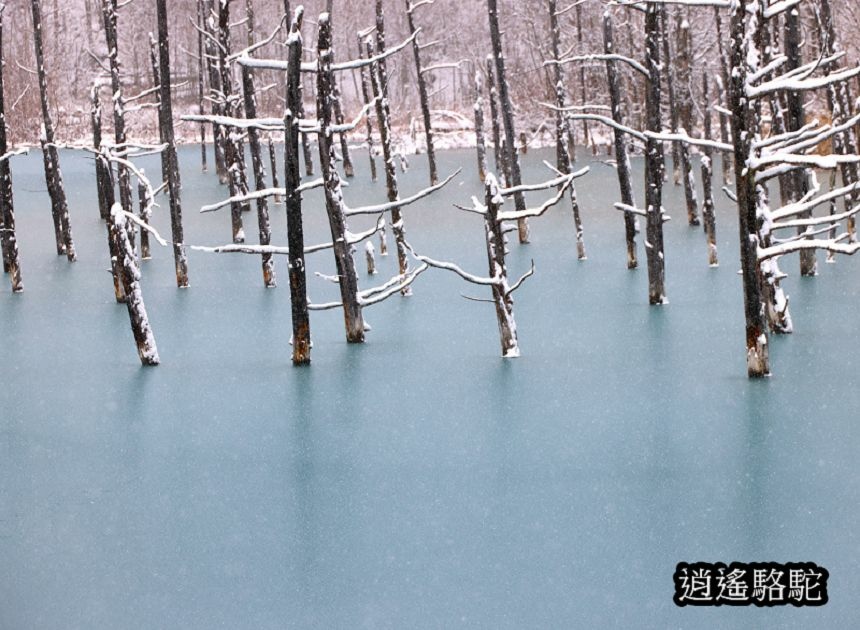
[1,146,858,628]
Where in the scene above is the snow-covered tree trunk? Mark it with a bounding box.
[0,6,21,293]
[100,0,133,218]
[111,206,159,366]
[575,3,592,155]
[99,150,125,303]
[148,35,170,190]
[484,175,519,357]
[728,0,769,377]
[549,0,586,260]
[202,0,228,183]
[700,72,718,268]
[90,86,110,222]
[487,0,528,243]
[216,0,249,244]
[369,42,411,295]
[674,9,700,227]
[644,4,666,305]
[659,5,681,187]
[241,63,276,287]
[317,13,365,343]
[548,0,568,175]
[157,0,189,288]
[714,7,733,186]
[602,9,637,270]
[357,36,378,182]
[285,7,311,364]
[31,0,75,261]
[783,8,816,277]
[815,0,860,243]
[406,0,438,185]
[324,10,354,179]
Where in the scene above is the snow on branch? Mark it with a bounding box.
[238,29,419,74]
[548,53,648,76]
[200,178,326,213]
[404,241,499,286]
[344,169,460,216]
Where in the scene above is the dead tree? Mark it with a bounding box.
[814,0,860,244]
[202,0,228,182]
[714,7,733,185]
[601,8,637,270]
[409,169,584,357]
[317,14,365,341]
[111,205,159,366]
[674,9,700,227]
[405,0,438,185]
[90,85,111,221]
[546,0,586,260]
[575,3,591,155]
[783,8,816,277]
[100,0,133,217]
[191,14,445,352]
[324,12,354,179]
[217,0,251,244]
[148,35,169,193]
[487,0,529,244]
[197,0,208,172]
[728,0,771,376]
[156,0,189,287]
[285,7,310,364]
[356,34,378,182]
[643,5,666,305]
[0,6,21,293]
[700,73,718,267]
[137,177,151,260]
[31,0,75,261]
[723,0,860,376]
[659,5,681,187]
[241,58,276,287]
[486,55,507,184]
[368,39,411,294]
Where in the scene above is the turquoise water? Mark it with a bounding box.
[1,145,858,629]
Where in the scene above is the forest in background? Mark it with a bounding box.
[2,0,860,145]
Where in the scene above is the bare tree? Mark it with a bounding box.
[0,3,21,293]
[31,0,75,261]
[157,0,189,287]
[487,0,528,244]
[405,0,438,185]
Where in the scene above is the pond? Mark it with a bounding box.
[1,144,858,628]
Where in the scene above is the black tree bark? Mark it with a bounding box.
[487,0,528,243]
[157,0,189,287]
[602,9,637,270]
[285,8,311,364]
[317,14,365,343]
[31,0,75,261]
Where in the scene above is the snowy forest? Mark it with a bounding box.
[3,0,860,378]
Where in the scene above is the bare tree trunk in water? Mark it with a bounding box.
[487,0,528,243]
